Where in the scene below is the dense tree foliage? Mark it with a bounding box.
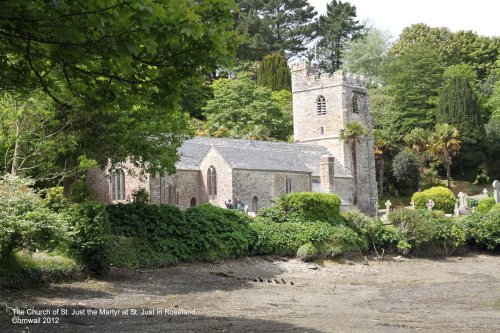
[341,26,392,85]
[392,150,421,190]
[0,0,238,177]
[235,0,317,60]
[382,44,444,135]
[437,65,486,179]
[317,0,364,73]
[256,53,292,91]
[203,74,292,141]
[428,124,461,188]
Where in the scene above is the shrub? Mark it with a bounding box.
[477,197,495,213]
[490,203,500,212]
[392,149,421,187]
[132,188,150,204]
[296,243,319,261]
[411,187,456,213]
[108,236,139,268]
[388,209,467,255]
[0,175,64,258]
[342,209,403,251]
[62,202,110,274]
[461,210,500,250]
[69,179,92,203]
[256,205,300,223]
[285,192,341,223]
[184,205,256,261]
[249,220,366,257]
[41,186,67,211]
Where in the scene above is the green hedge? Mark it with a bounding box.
[283,192,341,223]
[412,187,456,213]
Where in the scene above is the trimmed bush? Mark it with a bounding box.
[411,187,456,213]
[477,197,495,213]
[285,192,341,223]
[108,236,139,268]
[296,243,319,261]
[62,202,110,274]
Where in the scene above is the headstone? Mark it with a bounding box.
[426,199,435,211]
[410,200,415,210]
[385,200,392,214]
[458,192,468,211]
[454,203,460,217]
[483,188,489,197]
[493,180,500,203]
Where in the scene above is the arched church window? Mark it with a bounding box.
[110,169,125,201]
[352,94,359,113]
[207,166,217,199]
[316,95,326,115]
[190,197,197,207]
[252,196,259,213]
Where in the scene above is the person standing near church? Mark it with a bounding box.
[225,199,234,209]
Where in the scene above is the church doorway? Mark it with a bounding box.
[252,196,259,214]
[190,197,196,207]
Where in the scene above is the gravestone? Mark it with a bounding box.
[385,200,392,217]
[454,203,460,217]
[458,192,468,213]
[493,180,500,203]
[483,188,489,197]
[426,199,435,211]
[410,200,415,210]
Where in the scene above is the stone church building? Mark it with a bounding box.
[86,61,378,216]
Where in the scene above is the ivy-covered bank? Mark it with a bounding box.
[1,175,499,287]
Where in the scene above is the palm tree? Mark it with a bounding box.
[374,129,395,197]
[340,121,368,206]
[428,124,461,188]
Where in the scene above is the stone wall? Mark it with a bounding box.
[232,169,311,213]
[85,167,111,203]
[291,60,378,215]
[199,147,233,208]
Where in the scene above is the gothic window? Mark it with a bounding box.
[110,169,125,201]
[190,198,197,207]
[252,196,259,213]
[207,166,217,199]
[316,95,326,115]
[285,178,292,194]
[352,94,359,113]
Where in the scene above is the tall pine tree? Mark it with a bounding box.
[437,64,486,180]
[317,0,364,73]
[256,53,292,91]
[235,0,317,61]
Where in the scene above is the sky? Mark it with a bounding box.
[309,0,500,38]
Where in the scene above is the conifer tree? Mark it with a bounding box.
[256,53,292,91]
[317,0,364,73]
[437,65,486,179]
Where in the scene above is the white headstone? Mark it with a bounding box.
[426,199,435,211]
[493,180,500,203]
[410,200,415,210]
[483,188,489,196]
[458,192,468,210]
[385,200,392,213]
[454,203,460,217]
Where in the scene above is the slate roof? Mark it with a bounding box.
[176,137,352,178]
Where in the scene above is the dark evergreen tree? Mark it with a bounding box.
[317,0,364,73]
[256,53,292,91]
[235,0,317,61]
[437,65,486,180]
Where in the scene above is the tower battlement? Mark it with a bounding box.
[291,60,367,93]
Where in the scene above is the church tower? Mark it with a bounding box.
[291,61,378,215]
